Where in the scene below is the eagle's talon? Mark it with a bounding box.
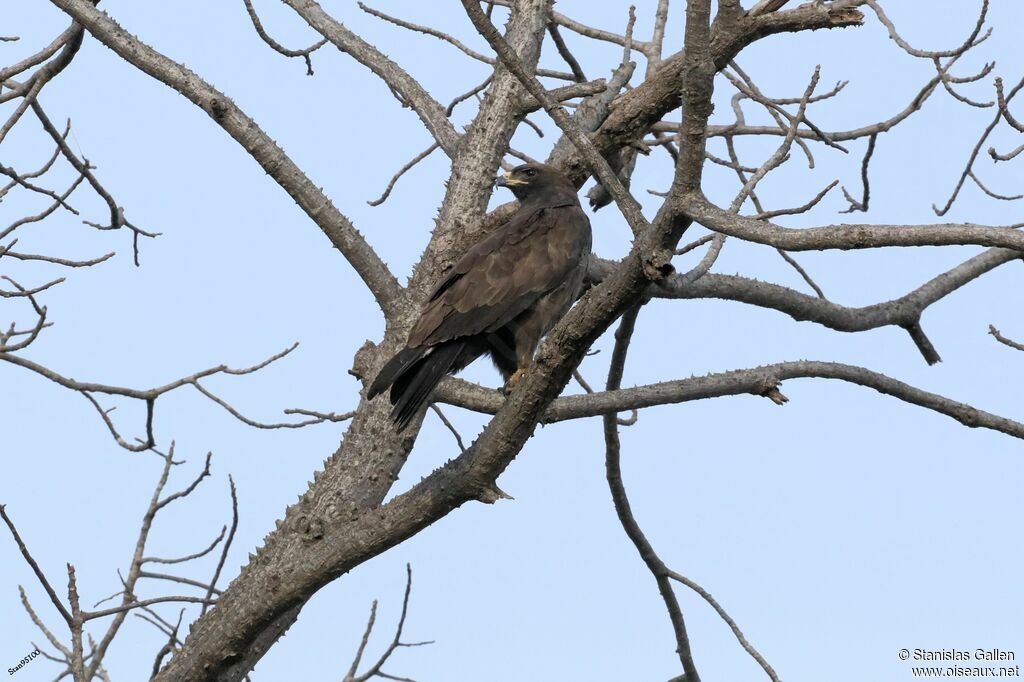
[503,368,527,395]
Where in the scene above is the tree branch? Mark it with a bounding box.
[592,246,1018,365]
[241,0,327,75]
[460,0,649,235]
[603,305,702,680]
[47,0,404,317]
[342,565,431,682]
[684,194,1024,252]
[282,0,461,156]
[436,360,1024,439]
[153,2,558,678]
[0,505,74,627]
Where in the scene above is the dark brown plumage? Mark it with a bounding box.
[367,162,592,430]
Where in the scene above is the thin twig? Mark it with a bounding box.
[667,570,781,682]
[242,0,327,75]
[0,505,73,626]
[358,1,572,81]
[202,475,239,615]
[840,133,876,213]
[368,143,440,207]
[603,305,701,680]
[429,405,467,453]
[547,24,586,82]
[343,565,431,682]
[934,76,1024,215]
[989,325,1024,352]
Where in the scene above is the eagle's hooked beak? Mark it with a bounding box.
[495,171,527,188]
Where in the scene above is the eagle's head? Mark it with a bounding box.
[496,163,577,204]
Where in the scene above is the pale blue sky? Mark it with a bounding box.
[2,2,1022,681]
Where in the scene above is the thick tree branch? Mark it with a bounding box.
[152,2,558,678]
[460,0,649,235]
[552,0,864,187]
[591,247,1018,364]
[19,3,1009,681]
[684,194,1024,252]
[436,360,1024,439]
[145,0,719,676]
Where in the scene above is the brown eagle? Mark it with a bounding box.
[367,162,592,429]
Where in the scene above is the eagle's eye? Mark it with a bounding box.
[525,168,537,177]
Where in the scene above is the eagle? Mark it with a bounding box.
[367,162,592,430]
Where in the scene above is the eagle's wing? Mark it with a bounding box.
[408,203,589,347]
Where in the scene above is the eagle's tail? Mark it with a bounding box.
[367,343,465,430]
[367,347,426,400]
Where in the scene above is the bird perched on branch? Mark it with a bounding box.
[368,162,592,430]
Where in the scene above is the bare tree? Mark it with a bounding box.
[2,0,1022,680]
